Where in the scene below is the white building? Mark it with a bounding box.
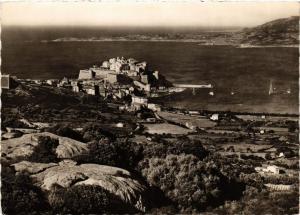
[210,114,219,121]
[266,165,280,174]
[132,96,148,105]
[255,165,281,174]
[147,103,161,112]
[72,86,80,92]
[102,61,110,68]
[116,122,124,128]
[86,88,96,95]
[133,81,151,92]
[79,69,94,79]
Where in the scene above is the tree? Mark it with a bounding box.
[81,123,115,142]
[75,138,143,171]
[74,138,121,166]
[139,154,225,212]
[142,137,208,160]
[287,121,297,132]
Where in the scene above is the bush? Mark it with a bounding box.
[49,184,136,214]
[82,123,115,142]
[75,138,143,171]
[287,121,297,132]
[143,136,208,160]
[74,138,121,166]
[115,140,144,170]
[28,136,59,163]
[139,154,225,212]
[214,187,299,215]
[76,137,207,172]
[1,115,30,130]
[46,124,83,142]
[1,167,49,215]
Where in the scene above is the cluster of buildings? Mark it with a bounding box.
[19,57,167,112]
[73,57,168,111]
[1,57,170,113]
[78,57,162,90]
[2,57,211,114]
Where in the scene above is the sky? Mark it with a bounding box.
[0,2,299,27]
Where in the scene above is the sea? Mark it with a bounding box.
[1,26,298,114]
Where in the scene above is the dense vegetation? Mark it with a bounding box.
[1,163,50,215]
[49,185,137,214]
[139,154,225,212]
[2,116,299,214]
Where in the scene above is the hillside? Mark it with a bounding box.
[240,16,299,46]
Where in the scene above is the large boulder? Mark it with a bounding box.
[1,132,88,161]
[12,160,148,211]
[2,132,23,140]
[12,160,58,174]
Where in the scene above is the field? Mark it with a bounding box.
[220,143,273,153]
[157,111,216,129]
[143,123,191,135]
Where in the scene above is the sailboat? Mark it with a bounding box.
[268,80,275,95]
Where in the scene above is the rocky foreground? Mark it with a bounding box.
[2,132,149,211]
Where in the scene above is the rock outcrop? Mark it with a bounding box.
[12,160,148,211]
[1,132,88,161]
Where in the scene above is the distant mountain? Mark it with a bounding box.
[240,16,299,46]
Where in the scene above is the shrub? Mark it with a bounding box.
[1,115,30,130]
[115,140,144,170]
[28,136,59,163]
[82,123,115,142]
[75,139,143,171]
[1,168,49,215]
[76,137,207,173]
[49,185,136,214]
[74,138,121,166]
[46,124,83,142]
[142,137,208,160]
[139,154,225,212]
[215,187,299,215]
[287,121,297,132]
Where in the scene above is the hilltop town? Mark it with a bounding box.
[75,56,172,111]
[1,57,299,214]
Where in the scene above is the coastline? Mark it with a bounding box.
[38,39,299,48]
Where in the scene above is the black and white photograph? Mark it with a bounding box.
[0,1,299,214]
